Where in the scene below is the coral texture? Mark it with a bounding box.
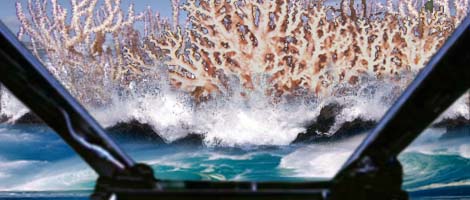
[16,0,469,103]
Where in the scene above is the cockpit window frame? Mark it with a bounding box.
[0,12,469,199]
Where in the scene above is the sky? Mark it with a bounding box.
[0,0,177,34]
[0,0,389,35]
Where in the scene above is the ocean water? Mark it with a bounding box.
[0,124,468,199]
[1,0,470,199]
[1,73,468,199]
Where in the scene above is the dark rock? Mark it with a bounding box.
[106,120,206,146]
[293,118,375,144]
[292,102,343,143]
[433,116,470,129]
[14,112,44,124]
[308,102,344,133]
[292,131,315,144]
[292,101,376,144]
[314,118,375,143]
[171,134,204,146]
[106,119,165,143]
[0,114,8,123]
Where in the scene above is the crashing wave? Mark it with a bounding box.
[0,0,469,146]
[1,84,468,146]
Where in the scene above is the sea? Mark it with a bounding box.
[0,123,468,199]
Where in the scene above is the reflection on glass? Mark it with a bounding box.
[0,0,468,196]
[399,95,470,198]
[0,124,95,191]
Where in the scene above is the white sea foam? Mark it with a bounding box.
[408,180,470,192]
[325,81,397,135]
[0,159,46,173]
[279,134,367,178]
[404,127,470,158]
[0,130,37,142]
[1,78,468,147]
[459,144,470,159]
[85,79,403,146]
[196,98,314,146]
[90,89,318,146]
[0,158,49,191]
[0,89,28,122]
[436,92,470,122]
[92,92,194,142]
[207,152,257,161]
[143,155,194,169]
[0,157,96,191]
[11,169,96,191]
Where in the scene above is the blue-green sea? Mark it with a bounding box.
[0,124,468,199]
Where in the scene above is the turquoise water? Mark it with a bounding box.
[0,124,468,199]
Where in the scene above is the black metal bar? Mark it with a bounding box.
[110,180,331,200]
[338,15,470,176]
[0,21,135,178]
[114,190,326,200]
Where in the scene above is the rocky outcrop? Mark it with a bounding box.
[14,112,43,124]
[292,103,375,144]
[171,134,204,146]
[105,119,165,143]
[433,116,470,129]
[4,103,467,146]
[307,102,344,134]
[293,118,375,144]
[105,119,205,146]
[0,114,8,123]
[318,118,375,142]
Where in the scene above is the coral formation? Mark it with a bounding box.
[16,0,469,103]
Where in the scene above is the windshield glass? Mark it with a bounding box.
[399,95,470,198]
[0,0,468,194]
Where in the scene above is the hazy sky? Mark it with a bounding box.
[0,0,177,34]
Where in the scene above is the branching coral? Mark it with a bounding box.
[148,0,468,99]
[16,0,153,104]
[16,0,469,103]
